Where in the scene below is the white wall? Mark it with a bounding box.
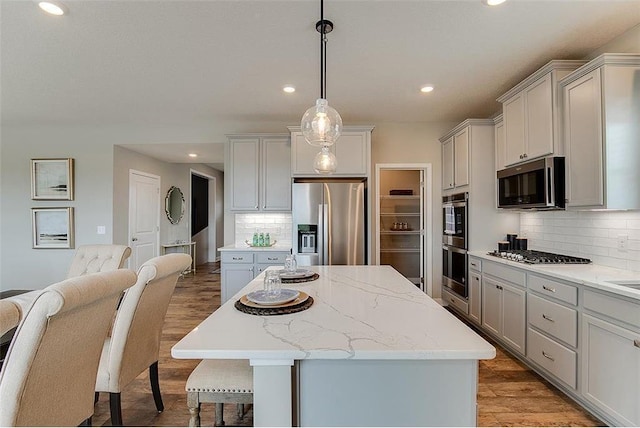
[1,126,115,289]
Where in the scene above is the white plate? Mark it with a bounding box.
[246,289,300,306]
[278,269,316,279]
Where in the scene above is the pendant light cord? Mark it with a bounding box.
[320,0,326,99]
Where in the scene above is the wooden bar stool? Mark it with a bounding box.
[186,359,253,427]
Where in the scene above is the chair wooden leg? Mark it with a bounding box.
[109,392,123,427]
[149,361,164,412]
[187,392,201,427]
[237,404,244,420]
[215,403,225,426]
[94,392,99,404]
[79,416,92,426]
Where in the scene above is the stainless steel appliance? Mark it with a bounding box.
[442,192,468,248]
[442,192,468,299]
[292,178,366,265]
[442,245,467,298]
[487,249,591,264]
[497,156,565,209]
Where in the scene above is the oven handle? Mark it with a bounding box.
[442,245,467,255]
[443,201,467,209]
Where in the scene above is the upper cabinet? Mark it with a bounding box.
[494,114,506,171]
[289,126,373,177]
[497,60,586,167]
[227,134,291,211]
[560,54,640,210]
[439,119,491,191]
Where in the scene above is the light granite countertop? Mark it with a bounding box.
[469,251,640,301]
[218,243,292,252]
[172,265,495,361]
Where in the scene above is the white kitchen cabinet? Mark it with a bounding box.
[468,271,482,326]
[228,134,291,211]
[497,60,585,167]
[441,137,454,190]
[439,119,493,193]
[289,126,373,177]
[560,54,640,210]
[220,250,290,304]
[481,265,526,356]
[582,314,639,426]
[440,128,469,190]
[494,114,505,171]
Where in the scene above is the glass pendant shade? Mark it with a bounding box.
[301,98,343,146]
[313,146,337,174]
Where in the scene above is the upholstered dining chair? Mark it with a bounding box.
[0,269,136,427]
[186,359,253,427]
[66,244,132,278]
[95,253,192,426]
[0,300,21,337]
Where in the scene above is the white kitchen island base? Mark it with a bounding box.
[298,359,478,426]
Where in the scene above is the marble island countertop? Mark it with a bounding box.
[470,250,640,301]
[172,265,495,361]
[218,243,292,252]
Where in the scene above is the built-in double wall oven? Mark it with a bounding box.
[442,192,468,299]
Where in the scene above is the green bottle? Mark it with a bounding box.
[258,233,264,247]
[265,233,271,246]
[252,232,259,246]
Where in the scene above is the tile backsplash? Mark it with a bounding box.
[235,213,292,247]
[520,211,640,272]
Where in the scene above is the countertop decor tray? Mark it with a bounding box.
[235,292,313,316]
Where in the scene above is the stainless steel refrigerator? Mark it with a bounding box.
[292,178,367,266]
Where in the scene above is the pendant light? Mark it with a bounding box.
[301,0,342,173]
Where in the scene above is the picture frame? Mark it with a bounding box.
[32,207,75,249]
[31,158,74,200]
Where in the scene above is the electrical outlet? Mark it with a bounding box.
[97,226,106,235]
[617,234,628,250]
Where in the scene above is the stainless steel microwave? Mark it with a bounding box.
[497,157,565,209]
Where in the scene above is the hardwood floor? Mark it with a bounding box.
[91,262,601,427]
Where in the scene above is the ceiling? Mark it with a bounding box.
[2,1,639,169]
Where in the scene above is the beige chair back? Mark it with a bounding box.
[96,253,191,392]
[0,269,137,427]
[0,300,21,337]
[66,244,131,278]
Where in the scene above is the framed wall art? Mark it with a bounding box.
[32,207,75,249]
[31,158,74,200]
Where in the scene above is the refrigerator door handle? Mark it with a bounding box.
[318,204,324,265]
[323,204,329,264]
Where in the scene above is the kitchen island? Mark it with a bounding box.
[172,265,495,426]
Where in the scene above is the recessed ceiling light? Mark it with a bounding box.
[482,0,507,6]
[283,85,296,93]
[188,153,198,158]
[38,1,68,16]
[420,85,434,93]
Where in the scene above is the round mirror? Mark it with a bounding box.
[165,186,185,224]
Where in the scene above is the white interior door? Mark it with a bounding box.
[129,170,160,271]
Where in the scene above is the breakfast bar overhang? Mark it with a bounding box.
[172,266,495,426]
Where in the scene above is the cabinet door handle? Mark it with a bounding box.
[519,154,523,159]
[542,351,555,361]
[542,285,556,293]
[496,285,503,290]
[542,314,555,322]
[634,339,640,348]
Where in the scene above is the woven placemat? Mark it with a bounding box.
[281,273,319,284]
[235,295,314,316]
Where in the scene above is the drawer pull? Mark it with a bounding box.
[542,351,555,361]
[267,257,277,261]
[232,257,243,261]
[542,314,555,322]
[542,285,556,293]
[635,339,640,348]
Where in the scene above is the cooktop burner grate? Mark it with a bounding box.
[487,249,592,264]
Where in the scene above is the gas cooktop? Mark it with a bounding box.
[487,249,592,265]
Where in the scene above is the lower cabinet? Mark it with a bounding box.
[221,251,290,304]
[582,310,640,426]
[468,271,481,325]
[481,276,526,356]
